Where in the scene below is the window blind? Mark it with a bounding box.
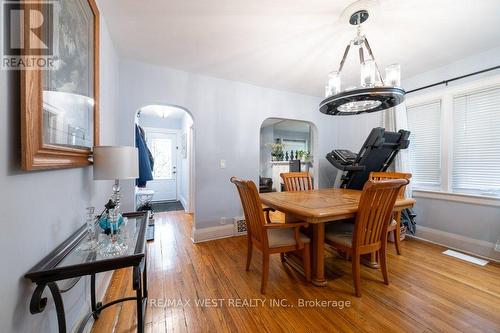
[452,86,500,196]
[407,101,441,189]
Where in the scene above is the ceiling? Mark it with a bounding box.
[139,105,188,119]
[100,0,500,97]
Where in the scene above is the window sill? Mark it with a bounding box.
[412,189,500,208]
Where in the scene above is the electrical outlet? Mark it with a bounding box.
[219,217,227,225]
[495,238,500,252]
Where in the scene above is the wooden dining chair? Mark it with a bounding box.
[280,172,313,191]
[369,172,412,255]
[230,177,311,294]
[325,178,409,297]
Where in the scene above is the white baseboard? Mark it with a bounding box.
[191,224,235,243]
[411,226,500,263]
[179,194,188,212]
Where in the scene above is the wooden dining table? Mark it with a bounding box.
[260,188,416,287]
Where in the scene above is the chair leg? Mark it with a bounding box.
[261,253,270,294]
[380,241,389,285]
[246,240,253,271]
[280,253,286,263]
[303,244,311,282]
[352,253,361,297]
[393,229,402,255]
[394,213,402,255]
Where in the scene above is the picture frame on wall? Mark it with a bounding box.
[20,0,100,170]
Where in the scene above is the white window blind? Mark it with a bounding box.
[452,86,500,196]
[407,101,441,189]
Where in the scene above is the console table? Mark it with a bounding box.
[25,211,149,333]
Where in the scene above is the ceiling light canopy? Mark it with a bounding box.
[320,9,405,116]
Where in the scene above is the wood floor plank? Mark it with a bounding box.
[93,211,500,333]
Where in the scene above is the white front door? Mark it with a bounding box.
[145,130,178,201]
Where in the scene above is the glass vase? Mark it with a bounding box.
[76,207,99,252]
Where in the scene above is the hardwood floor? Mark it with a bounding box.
[93,211,500,333]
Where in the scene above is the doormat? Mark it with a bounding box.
[151,201,185,213]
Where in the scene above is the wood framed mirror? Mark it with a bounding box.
[20,0,100,170]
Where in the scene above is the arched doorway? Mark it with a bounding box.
[134,104,195,214]
[259,117,319,192]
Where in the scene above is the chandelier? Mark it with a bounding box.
[319,9,405,116]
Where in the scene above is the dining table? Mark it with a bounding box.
[260,188,416,287]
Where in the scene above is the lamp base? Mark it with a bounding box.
[100,240,128,257]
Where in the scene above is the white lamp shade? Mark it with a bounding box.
[93,146,139,180]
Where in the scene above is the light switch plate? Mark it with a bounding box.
[220,159,226,169]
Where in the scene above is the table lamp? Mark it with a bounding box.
[93,146,138,255]
[93,146,139,207]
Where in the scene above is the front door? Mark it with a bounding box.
[145,130,177,201]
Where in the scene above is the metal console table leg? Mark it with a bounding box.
[30,282,67,333]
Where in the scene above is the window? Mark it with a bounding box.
[282,139,307,153]
[407,80,500,202]
[150,138,173,179]
[452,87,500,197]
[407,101,441,189]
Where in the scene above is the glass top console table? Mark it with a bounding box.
[25,211,149,333]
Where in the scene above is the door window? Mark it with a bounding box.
[150,138,173,179]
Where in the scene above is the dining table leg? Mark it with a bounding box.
[311,223,327,287]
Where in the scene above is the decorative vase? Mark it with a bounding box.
[99,212,124,233]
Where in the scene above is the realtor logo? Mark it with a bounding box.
[1,1,56,69]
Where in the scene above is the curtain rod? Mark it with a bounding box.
[406,65,500,94]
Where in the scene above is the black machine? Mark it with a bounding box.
[326,127,410,190]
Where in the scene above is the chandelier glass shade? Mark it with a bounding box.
[320,10,405,116]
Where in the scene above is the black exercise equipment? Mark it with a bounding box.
[326,127,410,190]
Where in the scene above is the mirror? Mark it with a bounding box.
[21,0,100,170]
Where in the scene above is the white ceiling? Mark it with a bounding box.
[139,105,187,119]
[100,0,500,97]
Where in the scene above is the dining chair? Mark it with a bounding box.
[280,172,313,191]
[230,177,311,294]
[369,172,412,255]
[324,178,409,297]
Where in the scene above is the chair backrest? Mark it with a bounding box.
[280,172,313,191]
[369,172,412,199]
[353,179,409,251]
[230,177,267,245]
